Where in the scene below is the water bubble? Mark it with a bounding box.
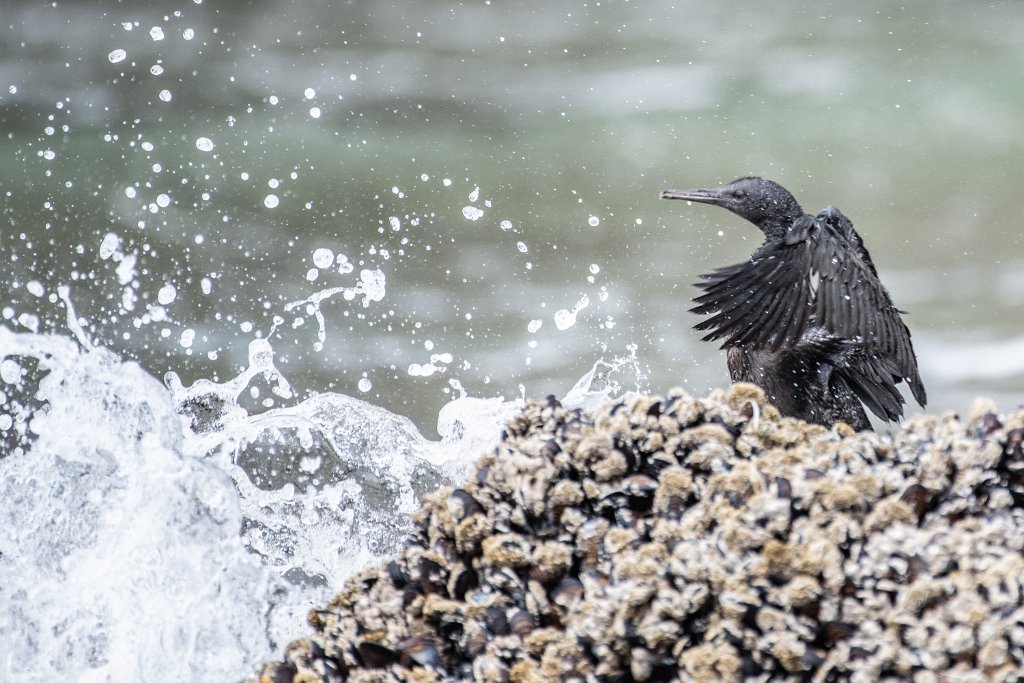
[462,206,484,221]
[179,328,195,348]
[468,186,480,202]
[158,89,172,102]
[26,280,44,297]
[263,194,280,209]
[527,319,543,333]
[195,136,214,152]
[589,263,600,274]
[150,65,164,76]
[588,215,600,227]
[309,107,321,119]
[182,28,195,40]
[123,187,136,199]
[500,220,513,231]
[442,178,452,187]
[357,377,372,392]
[304,87,316,100]
[389,216,401,231]
[156,193,170,208]
[150,27,165,41]
[108,49,127,64]
[516,241,528,253]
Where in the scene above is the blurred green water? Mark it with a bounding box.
[2,0,1022,435]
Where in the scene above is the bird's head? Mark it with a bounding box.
[661,176,804,240]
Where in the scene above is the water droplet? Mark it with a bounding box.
[157,283,177,305]
[312,248,334,269]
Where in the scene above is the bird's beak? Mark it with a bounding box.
[659,188,726,206]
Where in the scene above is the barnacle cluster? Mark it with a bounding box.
[253,385,1024,682]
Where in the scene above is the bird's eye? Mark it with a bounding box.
[732,190,746,199]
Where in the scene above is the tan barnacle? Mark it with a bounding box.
[810,478,866,515]
[706,460,765,503]
[530,541,574,584]
[634,598,684,651]
[723,382,781,423]
[575,517,610,568]
[769,630,809,673]
[482,533,533,569]
[576,433,628,482]
[773,574,822,611]
[676,641,742,682]
[653,465,694,514]
[718,587,760,621]
[863,498,917,533]
[556,507,586,540]
[471,653,510,682]
[602,526,641,556]
[508,462,559,521]
[615,542,667,581]
[454,512,491,554]
[547,479,584,508]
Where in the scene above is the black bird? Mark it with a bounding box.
[660,176,926,431]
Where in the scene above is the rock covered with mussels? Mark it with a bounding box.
[253,385,1024,682]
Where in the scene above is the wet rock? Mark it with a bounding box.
[252,385,1024,682]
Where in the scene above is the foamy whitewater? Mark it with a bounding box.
[0,323,640,681]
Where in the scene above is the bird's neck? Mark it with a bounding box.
[759,210,805,243]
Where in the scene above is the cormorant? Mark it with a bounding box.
[660,176,926,431]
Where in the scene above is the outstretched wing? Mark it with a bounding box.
[691,215,816,352]
[808,209,926,408]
